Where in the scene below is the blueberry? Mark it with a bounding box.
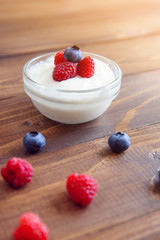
[64,45,82,63]
[158,168,160,181]
[23,131,46,153]
[108,132,131,153]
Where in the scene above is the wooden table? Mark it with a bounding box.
[1,0,160,239]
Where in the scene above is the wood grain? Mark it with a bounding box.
[1,0,160,56]
[0,123,160,239]
[1,0,160,239]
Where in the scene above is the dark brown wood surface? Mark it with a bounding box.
[1,0,160,239]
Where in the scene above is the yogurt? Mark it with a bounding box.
[28,56,115,91]
[23,52,122,124]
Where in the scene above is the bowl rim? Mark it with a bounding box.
[23,51,122,93]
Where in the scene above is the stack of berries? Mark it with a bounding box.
[53,46,95,81]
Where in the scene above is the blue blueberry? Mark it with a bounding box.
[108,132,131,153]
[23,131,46,153]
[64,45,82,63]
[158,168,160,181]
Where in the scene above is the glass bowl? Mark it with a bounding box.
[23,52,122,124]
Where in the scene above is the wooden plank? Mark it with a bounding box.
[1,0,160,56]
[82,34,160,75]
[0,122,160,240]
[70,210,160,240]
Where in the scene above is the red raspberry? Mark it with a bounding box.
[1,157,33,188]
[77,56,95,78]
[66,173,98,206]
[13,212,49,240]
[53,62,77,82]
[54,50,66,65]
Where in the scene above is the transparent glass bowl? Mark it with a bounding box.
[23,52,122,124]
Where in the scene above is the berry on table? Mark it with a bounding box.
[1,157,33,188]
[77,56,95,78]
[53,62,77,81]
[23,131,46,153]
[158,168,160,181]
[54,50,66,65]
[108,132,131,153]
[13,212,49,240]
[66,173,98,206]
[64,45,82,63]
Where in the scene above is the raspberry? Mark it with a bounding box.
[1,157,33,188]
[77,56,95,78]
[13,212,49,240]
[54,50,66,65]
[66,173,98,206]
[53,62,77,82]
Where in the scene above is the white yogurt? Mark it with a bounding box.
[28,56,115,90]
[23,52,121,124]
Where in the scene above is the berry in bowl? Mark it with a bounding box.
[23,46,122,124]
